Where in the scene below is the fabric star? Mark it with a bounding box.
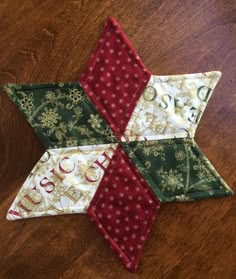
[2,16,233,272]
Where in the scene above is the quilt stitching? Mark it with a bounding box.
[81,16,150,138]
[122,138,232,202]
[88,145,159,271]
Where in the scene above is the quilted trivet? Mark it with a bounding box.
[2,16,233,272]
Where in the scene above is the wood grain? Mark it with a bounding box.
[0,1,235,278]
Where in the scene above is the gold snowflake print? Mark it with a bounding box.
[39,107,61,129]
[175,150,186,161]
[66,138,78,147]
[45,91,56,100]
[68,88,84,104]
[193,163,211,180]
[19,92,34,113]
[103,127,115,141]
[50,185,67,205]
[140,141,165,159]
[159,169,184,192]
[88,114,103,129]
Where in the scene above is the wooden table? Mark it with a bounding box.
[0,1,235,278]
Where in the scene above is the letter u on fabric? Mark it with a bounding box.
[6,144,118,220]
[2,16,233,272]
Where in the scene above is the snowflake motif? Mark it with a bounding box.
[19,92,34,113]
[85,137,97,145]
[51,185,67,204]
[45,91,56,100]
[140,141,165,159]
[177,164,189,173]
[88,114,103,129]
[68,88,84,104]
[39,107,61,129]
[175,150,186,161]
[103,127,115,141]
[66,138,78,147]
[193,163,211,180]
[159,169,184,192]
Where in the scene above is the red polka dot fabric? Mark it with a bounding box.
[87,145,160,272]
[80,16,151,140]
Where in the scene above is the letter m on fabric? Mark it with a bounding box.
[2,16,233,272]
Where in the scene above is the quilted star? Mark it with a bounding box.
[2,17,233,272]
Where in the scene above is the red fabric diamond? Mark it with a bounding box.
[87,145,160,272]
[80,16,151,140]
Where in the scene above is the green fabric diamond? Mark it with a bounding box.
[3,82,116,149]
[121,138,233,202]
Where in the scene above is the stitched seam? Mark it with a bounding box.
[11,84,115,145]
[127,138,230,198]
[124,145,165,199]
[187,75,214,135]
[92,146,156,265]
[152,73,220,82]
[11,145,116,216]
[191,139,232,192]
[120,147,158,265]
[17,84,76,91]
[123,132,189,141]
[131,139,226,195]
[83,22,148,137]
[141,75,218,140]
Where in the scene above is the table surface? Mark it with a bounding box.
[0,1,235,278]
